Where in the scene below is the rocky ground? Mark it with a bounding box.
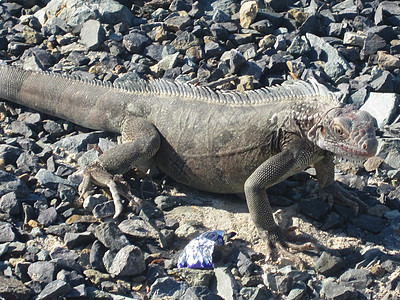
[0,0,400,299]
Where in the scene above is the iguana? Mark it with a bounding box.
[0,64,378,261]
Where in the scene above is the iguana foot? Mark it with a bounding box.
[320,182,367,215]
[78,161,129,218]
[261,226,316,270]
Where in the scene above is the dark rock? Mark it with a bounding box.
[37,207,58,226]
[370,70,394,92]
[0,275,31,300]
[210,23,229,40]
[92,201,115,218]
[146,265,168,285]
[118,217,159,239]
[182,286,222,300]
[90,240,107,272]
[16,151,39,172]
[64,232,95,249]
[287,36,310,56]
[275,274,293,294]
[53,132,104,153]
[123,31,152,54]
[351,214,386,233]
[50,247,79,261]
[56,270,84,286]
[0,145,23,166]
[170,0,192,12]
[11,120,36,138]
[314,252,343,277]
[299,198,330,221]
[204,40,225,57]
[321,280,358,300]
[164,15,193,32]
[287,281,307,300]
[99,0,140,26]
[0,192,20,216]
[109,245,146,276]
[27,261,55,284]
[94,221,130,252]
[361,33,387,60]
[148,276,189,299]
[339,268,373,290]
[36,280,71,300]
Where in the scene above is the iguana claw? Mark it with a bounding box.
[320,182,367,214]
[78,161,130,218]
[261,226,317,270]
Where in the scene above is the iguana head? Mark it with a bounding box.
[307,105,378,159]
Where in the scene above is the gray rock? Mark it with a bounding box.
[370,70,394,93]
[306,33,351,81]
[123,31,152,54]
[175,268,214,287]
[321,279,358,300]
[11,120,36,138]
[38,207,58,226]
[35,0,98,28]
[35,169,74,188]
[360,92,399,128]
[118,217,159,239]
[102,249,116,274]
[83,194,108,212]
[0,222,15,243]
[92,201,115,218]
[0,275,31,300]
[37,279,71,300]
[343,31,366,47]
[0,192,20,215]
[204,40,225,57]
[339,268,373,290]
[164,15,192,32]
[80,19,105,50]
[148,277,189,299]
[27,261,55,284]
[314,252,343,276]
[287,36,310,56]
[16,151,39,173]
[50,247,79,261]
[182,286,221,300]
[287,281,307,300]
[94,221,130,252]
[154,195,182,211]
[53,132,104,153]
[99,0,140,26]
[109,245,146,276]
[215,267,238,300]
[377,139,400,169]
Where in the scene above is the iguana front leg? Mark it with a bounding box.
[314,153,366,214]
[244,143,315,266]
[79,118,161,218]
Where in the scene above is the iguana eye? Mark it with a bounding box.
[334,125,344,136]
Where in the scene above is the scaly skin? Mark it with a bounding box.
[0,65,378,264]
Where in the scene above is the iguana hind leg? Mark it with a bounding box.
[78,118,161,218]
